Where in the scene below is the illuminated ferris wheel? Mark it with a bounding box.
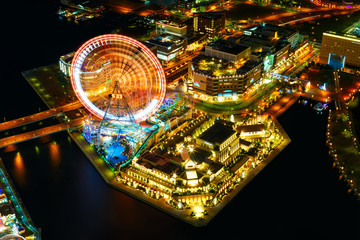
[70,34,166,124]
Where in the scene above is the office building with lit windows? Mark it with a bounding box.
[320,31,360,68]
[193,11,225,37]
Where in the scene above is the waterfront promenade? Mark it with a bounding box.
[327,100,360,198]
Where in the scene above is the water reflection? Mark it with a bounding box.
[49,141,60,168]
[14,152,25,187]
[3,145,17,153]
[35,146,40,155]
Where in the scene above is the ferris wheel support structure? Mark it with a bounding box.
[96,81,138,146]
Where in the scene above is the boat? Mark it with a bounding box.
[313,102,328,112]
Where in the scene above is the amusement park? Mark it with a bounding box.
[71,34,167,171]
[63,33,290,225]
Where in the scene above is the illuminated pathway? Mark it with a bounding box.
[0,116,86,149]
[0,101,82,132]
[264,93,300,117]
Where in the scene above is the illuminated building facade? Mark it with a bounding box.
[196,121,240,163]
[193,12,225,37]
[156,20,187,37]
[146,34,188,62]
[319,31,360,68]
[188,55,263,101]
[59,52,75,77]
[120,116,279,208]
[237,124,266,139]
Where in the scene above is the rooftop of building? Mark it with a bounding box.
[189,148,223,173]
[192,54,260,77]
[156,19,187,28]
[237,124,265,133]
[193,11,225,19]
[238,35,290,55]
[139,151,180,175]
[324,31,360,41]
[146,33,186,47]
[198,121,236,146]
[245,23,298,39]
[60,51,75,62]
[230,155,253,173]
[207,39,250,55]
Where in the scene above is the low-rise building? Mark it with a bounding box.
[188,55,263,101]
[59,52,75,77]
[156,20,187,37]
[146,34,188,62]
[196,121,239,163]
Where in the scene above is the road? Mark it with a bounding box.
[0,101,82,132]
[0,116,87,149]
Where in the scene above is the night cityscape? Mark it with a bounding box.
[2,0,360,239]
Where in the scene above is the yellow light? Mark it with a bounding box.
[194,205,203,218]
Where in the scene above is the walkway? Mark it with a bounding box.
[264,92,300,117]
[0,101,82,132]
[0,116,86,149]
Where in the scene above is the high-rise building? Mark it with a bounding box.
[320,31,360,68]
[193,12,225,37]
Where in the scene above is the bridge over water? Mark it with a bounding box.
[0,101,85,149]
[0,101,82,132]
[0,117,86,149]
[269,72,310,85]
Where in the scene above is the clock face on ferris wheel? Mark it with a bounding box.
[70,34,166,123]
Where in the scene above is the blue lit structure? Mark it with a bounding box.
[328,53,345,71]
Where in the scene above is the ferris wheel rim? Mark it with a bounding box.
[70,34,166,123]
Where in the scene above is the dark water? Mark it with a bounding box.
[2,1,360,239]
